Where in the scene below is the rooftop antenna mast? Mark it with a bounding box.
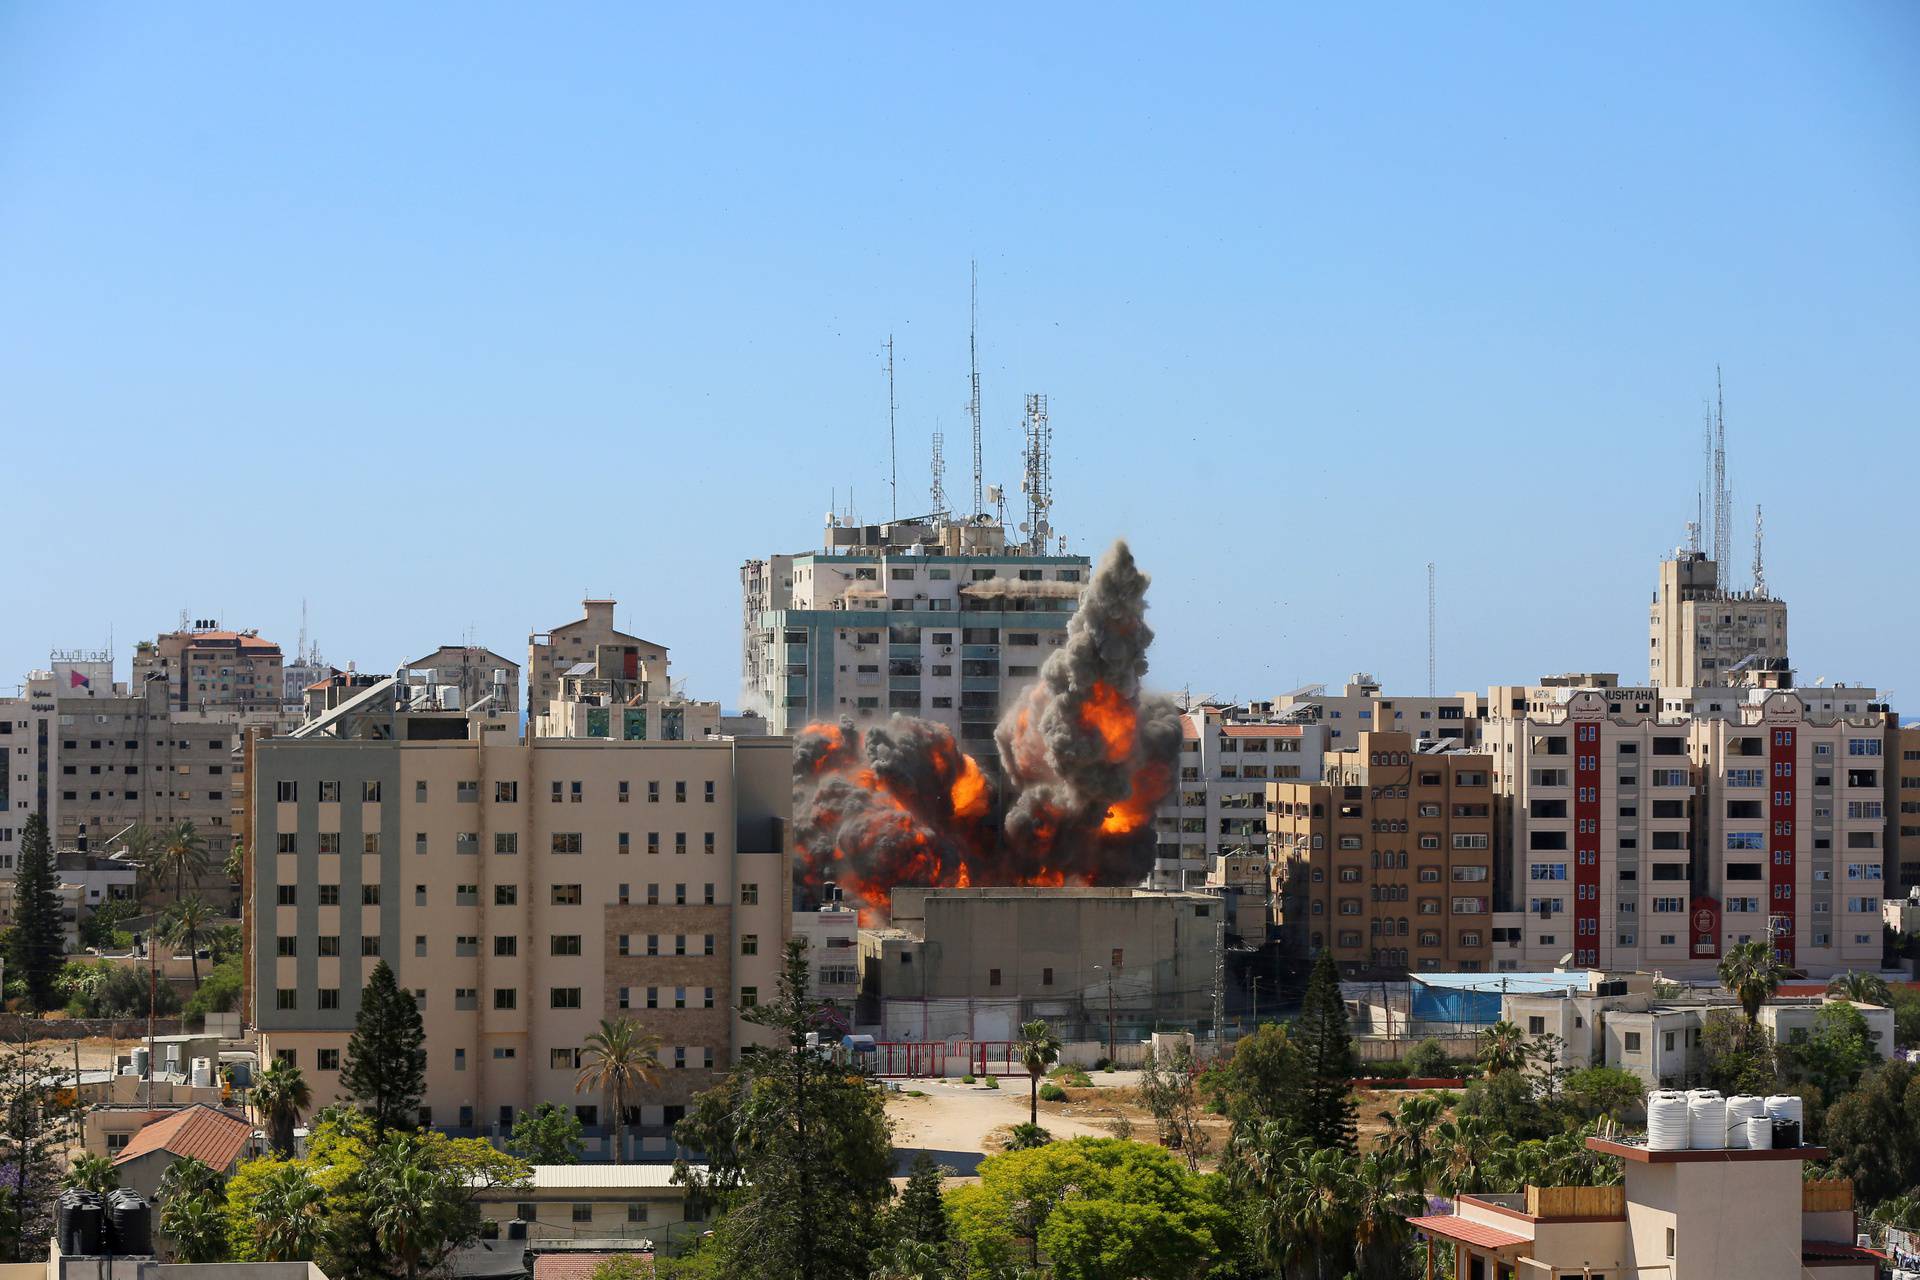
[1713,366,1730,572]
[1426,562,1437,697]
[1752,504,1766,596]
[1021,393,1052,555]
[930,430,948,520]
[968,260,983,520]
[885,335,898,522]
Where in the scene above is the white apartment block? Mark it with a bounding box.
[249,695,792,1152]
[0,669,62,873]
[792,903,860,1007]
[1151,706,1326,892]
[740,515,1090,750]
[1482,685,1891,979]
[1265,676,1485,750]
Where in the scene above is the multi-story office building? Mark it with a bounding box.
[1266,677,1485,750]
[1151,706,1326,891]
[1890,723,1920,890]
[740,515,1090,748]
[133,624,284,714]
[1647,550,1789,686]
[406,646,521,715]
[1266,731,1495,974]
[529,600,666,714]
[0,668,61,873]
[246,692,791,1147]
[1482,686,1888,978]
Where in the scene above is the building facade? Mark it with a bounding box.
[1891,723,1920,889]
[1482,687,1888,978]
[1267,731,1496,974]
[1152,708,1325,892]
[247,702,791,1147]
[405,646,521,715]
[740,515,1090,748]
[133,624,284,714]
[1648,551,1789,686]
[529,600,667,715]
[1266,677,1486,751]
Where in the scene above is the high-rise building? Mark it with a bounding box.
[133,623,285,714]
[1266,730,1495,974]
[0,668,61,873]
[1265,676,1486,750]
[529,600,667,714]
[1482,684,1888,977]
[1151,705,1327,893]
[246,686,791,1150]
[1648,551,1789,687]
[740,514,1090,749]
[1889,723,1920,890]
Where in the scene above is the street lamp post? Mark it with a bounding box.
[1092,964,1115,1064]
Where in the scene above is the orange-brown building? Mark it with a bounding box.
[1266,730,1494,975]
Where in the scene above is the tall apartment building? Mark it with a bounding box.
[247,693,791,1147]
[1890,724,1920,890]
[1482,686,1888,978]
[1266,677,1485,750]
[1266,731,1495,974]
[740,514,1090,748]
[0,669,60,873]
[1151,706,1327,892]
[1648,551,1789,686]
[529,600,667,713]
[133,624,285,714]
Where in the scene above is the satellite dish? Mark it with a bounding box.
[1558,952,1575,967]
[1018,522,1029,533]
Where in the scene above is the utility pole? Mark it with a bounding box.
[968,260,983,520]
[886,335,897,523]
[1212,914,1227,1051]
[1250,974,1260,1030]
[1426,562,1437,697]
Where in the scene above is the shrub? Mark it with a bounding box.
[1370,1057,1410,1079]
[1038,1083,1068,1102]
[1404,1038,1453,1078]
[1004,1122,1051,1150]
[961,1074,976,1084]
[983,1075,999,1090]
[1091,1057,1111,1071]
[1049,1067,1093,1087]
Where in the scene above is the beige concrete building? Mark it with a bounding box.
[529,600,667,716]
[133,624,284,714]
[247,695,791,1153]
[406,646,521,715]
[1266,731,1495,974]
[792,903,859,1007]
[1648,550,1789,686]
[1152,706,1325,893]
[473,1163,708,1247]
[1483,686,1890,978]
[1265,676,1487,751]
[1891,722,1920,890]
[1407,1138,1875,1280]
[860,886,1222,1043]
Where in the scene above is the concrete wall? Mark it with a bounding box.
[1624,1159,1803,1279]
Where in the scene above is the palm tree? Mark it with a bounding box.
[575,1017,662,1164]
[157,1155,225,1204]
[1430,1116,1493,1197]
[1826,970,1893,1006]
[254,1057,312,1158]
[1350,1151,1421,1280]
[160,895,215,988]
[363,1138,456,1280]
[63,1152,119,1196]
[252,1164,327,1261]
[1477,1020,1527,1075]
[160,1191,228,1263]
[1720,939,1788,1024]
[156,821,211,902]
[1378,1092,1446,1190]
[1016,1019,1062,1127]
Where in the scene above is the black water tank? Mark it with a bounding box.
[108,1189,152,1255]
[56,1189,80,1255]
[68,1192,104,1256]
[507,1219,528,1241]
[1771,1117,1802,1150]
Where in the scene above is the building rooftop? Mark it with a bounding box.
[478,1163,701,1190]
[113,1104,253,1170]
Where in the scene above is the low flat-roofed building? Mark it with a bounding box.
[472,1163,708,1250]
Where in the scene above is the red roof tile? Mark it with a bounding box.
[1802,1241,1884,1262]
[1222,724,1303,737]
[112,1104,253,1171]
[1407,1215,1530,1251]
[533,1254,653,1280]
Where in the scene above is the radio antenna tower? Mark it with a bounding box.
[1712,366,1730,571]
[885,335,898,522]
[968,260,983,520]
[1426,562,1437,697]
[930,431,948,521]
[1021,394,1052,555]
[1752,504,1766,596]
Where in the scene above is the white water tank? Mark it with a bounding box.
[1688,1089,1727,1149]
[1724,1095,1765,1148]
[1647,1090,1690,1151]
[190,1057,213,1089]
[1745,1114,1773,1149]
[1765,1094,1804,1128]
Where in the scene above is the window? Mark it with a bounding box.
[276,989,297,1010]
[989,968,1002,987]
[740,987,758,1008]
[317,1049,340,1071]
[675,781,687,803]
[741,934,758,956]
[741,883,758,905]
[493,988,518,1010]
[551,884,583,905]
[648,781,660,803]
[277,936,297,957]
[495,885,517,905]
[551,934,582,956]
[552,832,583,854]
[317,988,341,1010]
[277,885,297,906]
[361,885,381,905]
[494,832,518,854]
[277,780,298,802]
[1625,1032,1642,1052]
[496,781,517,802]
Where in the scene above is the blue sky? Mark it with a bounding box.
[3,4,1916,709]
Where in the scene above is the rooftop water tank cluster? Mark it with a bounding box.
[1645,1088,1804,1151]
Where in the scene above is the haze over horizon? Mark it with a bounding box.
[3,5,1915,709]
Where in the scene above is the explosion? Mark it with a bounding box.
[793,540,1181,920]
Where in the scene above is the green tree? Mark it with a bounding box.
[576,1017,661,1165]
[1785,1002,1876,1101]
[249,1163,329,1262]
[1292,948,1358,1150]
[1225,1129,1413,1280]
[889,1151,950,1253]
[590,1259,651,1280]
[340,960,426,1136]
[1017,1019,1062,1129]
[1476,1020,1527,1075]
[1457,1067,1554,1141]
[1697,1009,1779,1094]
[254,1057,312,1158]
[1561,1066,1645,1124]
[1719,939,1787,1025]
[152,821,212,904]
[5,816,64,1011]
[1890,984,1920,1051]
[0,1037,80,1261]
[1403,1037,1453,1078]
[1219,1022,1305,1140]
[157,1155,227,1205]
[353,1135,484,1280]
[507,1101,585,1165]
[1377,1092,1447,1190]
[160,895,216,989]
[184,954,244,1021]
[160,1189,229,1263]
[78,895,143,952]
[674,939,893,1280]
[1826,971,1893,1006]
[949,1137,1236,1280]
[1819,1060,1920,1205]
[1137,1040,1211,1172]
[62,1152,119,1195]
